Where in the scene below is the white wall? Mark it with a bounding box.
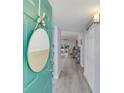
[77,32,84,68]
[53,26,62,79]
[94,24,100,93]
[83,24,100,93]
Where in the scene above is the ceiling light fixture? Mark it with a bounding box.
[93,12,100,23]
[86,12,100,31]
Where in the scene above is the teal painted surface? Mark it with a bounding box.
[23,0,52,93]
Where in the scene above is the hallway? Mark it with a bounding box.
[53,56,92,93]
[23,0,100,93]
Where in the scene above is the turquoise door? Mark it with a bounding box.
[23,0,52,93]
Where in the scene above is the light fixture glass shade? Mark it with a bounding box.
[93,13,100,23]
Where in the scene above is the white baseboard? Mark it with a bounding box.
[53,70,61,79]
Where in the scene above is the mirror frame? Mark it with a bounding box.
[27,28,50,73]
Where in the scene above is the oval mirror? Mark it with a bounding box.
[28,28,50,72]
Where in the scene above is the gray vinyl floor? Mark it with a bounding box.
[52,56,92,93]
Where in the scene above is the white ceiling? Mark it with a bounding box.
[49,0,99,32]
[61,31,80,40]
